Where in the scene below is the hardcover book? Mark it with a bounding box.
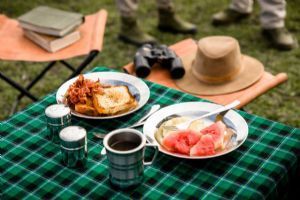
[18,6,84,37]
[24,30,80,52]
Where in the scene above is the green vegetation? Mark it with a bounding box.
[1,0,299,127]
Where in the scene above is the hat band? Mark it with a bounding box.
[192,64,244,84]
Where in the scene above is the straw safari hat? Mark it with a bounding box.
[175,36,264,95]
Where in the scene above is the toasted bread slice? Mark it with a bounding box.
[75,103,98,116]
[93,85,138,115]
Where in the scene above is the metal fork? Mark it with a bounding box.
[216,111,240,147]
[163,100,240,131]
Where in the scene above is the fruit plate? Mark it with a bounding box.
[56,72,150,119]
[143,102,248,159]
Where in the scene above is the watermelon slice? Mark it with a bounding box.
[200,121,226,150]
[162,130,200,155]
[190,135,215,156]
[155,117,189,145]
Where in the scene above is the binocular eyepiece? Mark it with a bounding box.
[134,44,185,79]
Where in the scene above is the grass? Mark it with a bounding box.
[1,0,300,127]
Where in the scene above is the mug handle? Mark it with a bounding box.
[144,143,159,166]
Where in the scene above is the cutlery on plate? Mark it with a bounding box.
[135,104,160,124]
[215,109,240,146]
[101,147,106,156]
[214,102,245,146]
[93,104,161,139]
[163,100,240,131]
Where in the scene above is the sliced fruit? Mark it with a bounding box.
[188,119,206,133]
[200,121,226,150]
[174,140,190,155]
[155,116,189,145]
[162,130,200,155]
[162,132,178,152]
[190,135,215,156]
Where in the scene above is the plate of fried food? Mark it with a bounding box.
[56,72,150,119]
[143,102,248,159]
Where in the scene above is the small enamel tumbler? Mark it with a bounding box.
[59,126,87,168]
[103,128,158,189]
[45,104,71,144]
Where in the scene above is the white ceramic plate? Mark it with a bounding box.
[56,72,150,119]
[143,102,248,159]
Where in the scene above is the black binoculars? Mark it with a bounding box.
[133,44,185,79]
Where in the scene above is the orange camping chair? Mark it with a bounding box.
[0,9,107,112]
[123,39,288,109]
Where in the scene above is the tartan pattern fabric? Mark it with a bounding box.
[2,67,300,199]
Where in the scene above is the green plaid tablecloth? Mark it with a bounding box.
[2,67,300,199]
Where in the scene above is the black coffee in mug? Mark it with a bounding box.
[110,141,140,151]
[108,132,141,151]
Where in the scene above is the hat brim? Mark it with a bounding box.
[175,52,264,95]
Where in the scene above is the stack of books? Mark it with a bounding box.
[18,6,84,52]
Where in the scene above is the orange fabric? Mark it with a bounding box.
[0,9,107,62]
[123,38,288,108]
